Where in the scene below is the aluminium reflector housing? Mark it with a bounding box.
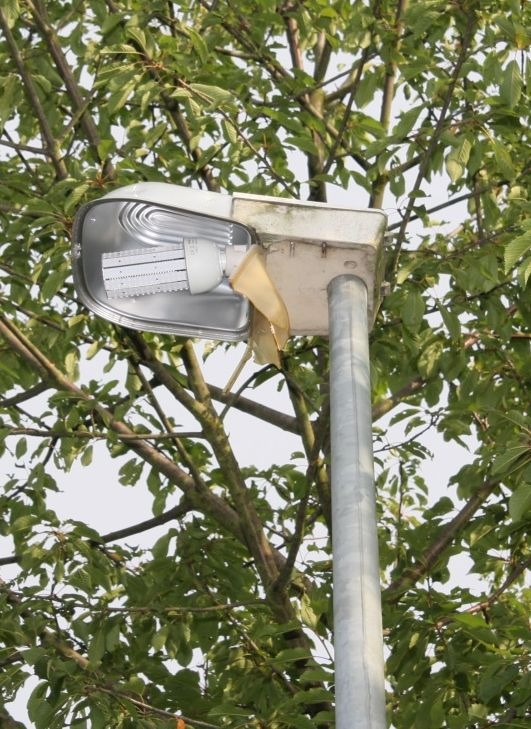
[72,182,388,343]
[72,194,254,341]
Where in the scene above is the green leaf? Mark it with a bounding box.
[493,140,516,180]
[509,485,531,522]
[126,26,147,49]
[15,436,27,459]
[418,340,443,378]
[500,60,523,108]
[279,716,315,729]
[517,257,531,286]
[437,302,461,341]
[299,593,319,629]
[80,445,93,466]
[478,663,519,703]
[28,683,53,725]
[453,613,498,645]
[491,445,530,476]
[189,83,234,107]
[187,28,209,64]
[0,0,20,29]
[271,647,311,665]
[65,350,79,380]
[152,625,170,651]
[208,702,253,718]
[445,137,471,183]
[106,80,137,115]
[402,290,425,332]
[41,269,67,302]
[504,226,531,272]
[392,104,425,139]
[88,629,106,666]
[0,74,20,130]
[222,118,238,144]
[285,135,319,155]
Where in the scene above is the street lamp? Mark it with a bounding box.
[72,182,388,729]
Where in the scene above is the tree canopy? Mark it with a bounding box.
[0,1,529,728]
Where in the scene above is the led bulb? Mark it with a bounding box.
[101,238,246,299]
[102,244,188,298]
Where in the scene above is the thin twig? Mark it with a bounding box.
[389,15,476,277]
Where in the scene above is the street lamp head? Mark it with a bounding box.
[72,182,387,351]
[72,190,254,341]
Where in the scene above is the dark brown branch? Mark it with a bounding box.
[1,426,203,441]
[210,382,300,434]
[271,409,328,593]
[372,377,425,421]
[0,383,50,408]
[198,0,369,173]
[0,706,27,729]
[0,501,190,566]
[321,46,371,178]
[285,373,332,531]
[0,135,48,155]
[0,578,219,729]
[100,500,192,543]
[1,128,43,186]
[383,479,499,602]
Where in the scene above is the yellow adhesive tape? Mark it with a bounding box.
[230,246,290,366]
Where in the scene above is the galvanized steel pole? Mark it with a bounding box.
[328,275,386,729]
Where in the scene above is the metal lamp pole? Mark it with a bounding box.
[328,275,386,729]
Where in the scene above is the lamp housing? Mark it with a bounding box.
[72,182,387,340]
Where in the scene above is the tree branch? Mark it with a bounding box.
[313,31,332,84]
[99,500,193,543]
[369,0,408,208]
[372,376,425,421]
[180,343,285,593]
[0,426,204,442]
[389,14,476,278]
[87,685,221,729]
[383,479,499,601]
[0,706,27,729]
[0,578,219,729]
[437,556,531,628]
[285,372,331,530]
[271,410,328,594]
[321,47,370,179]
[0,383,50,408]
[0,8,67,180]
[198,0,369,173]
[209,382,301,434]
[103,0,219,191]
[26,0,115,179]
[0,315,245,543]
[0,500,191,567]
